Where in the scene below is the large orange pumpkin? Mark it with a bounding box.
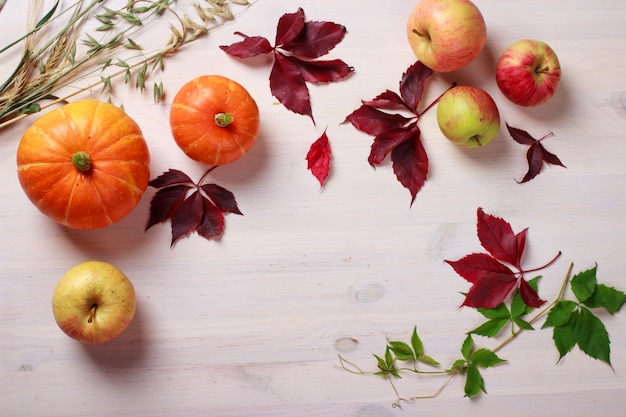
[16,99,151,230]
[169,75,260,165]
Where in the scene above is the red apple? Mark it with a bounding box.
[495,39,561,107]
[406,0,487,73]
[52,261,136,344]
[436,86,501,148]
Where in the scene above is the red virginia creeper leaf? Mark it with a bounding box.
[146,168,243,247]
[219,32,273,58]
[391,128,428,206]
[368,123,418,166]
[281,20,347,58]
[148,168,193,188]
[306,129,331,187]
[270,52,314,122]
[286,55,353,83]
[196,197,226,240]
[146,185,189,231]
[515,228,528,267]
[399,61,433,112]
[507,123,566,183]
[519,278,546,308]
[362,90,408,111]
[477,207,522,268]
[170,190,204,246]
[201,184,242,215]
[463,274,518,309]
[446,253,515,284]
[345,105,411,136]
[275,8,305,46]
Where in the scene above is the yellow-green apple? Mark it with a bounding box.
[52,261,136,344]
[436,85,500,148]
[495,39,561,106]
[406,0,486,73]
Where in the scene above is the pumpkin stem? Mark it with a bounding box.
[72,151,93,173]
[214,112,233,128]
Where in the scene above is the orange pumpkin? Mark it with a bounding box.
[169,75,260,165]
[16,99,151,230]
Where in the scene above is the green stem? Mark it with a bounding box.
[214,112,234,128]
[72,151,93,173]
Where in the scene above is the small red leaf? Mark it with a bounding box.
[201,184,242,215]
[148,169,193,188]
[275,8,306,46]
[540,143,565,167]
[281,20,347,58]
[146,185,189,231]
[519,278,546,308]
[286,55,353,83]
[368,124,417,166]
[362,90,408,110]
[391,129,428,206]
[446,253,515,284]
[515,228,528,267]
[270,52,314,122]
[399,61,433,112]
[306,129,332,187]
[476,207,521,268]
[220,32,273,58]
[506,123,536,145]
[196,197,226,240]
[170,190,204,246]
[345,105,411,136]
[463,274,518,309]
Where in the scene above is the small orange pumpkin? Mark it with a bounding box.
[169,75,260,165]
[16,99,150,230]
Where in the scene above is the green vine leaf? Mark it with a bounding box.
[464,364,485,397]
[571,266,597,302]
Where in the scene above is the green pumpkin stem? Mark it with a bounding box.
[72,151,93,173]
[214,112,234,128]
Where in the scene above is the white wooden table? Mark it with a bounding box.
[1,1,625,416]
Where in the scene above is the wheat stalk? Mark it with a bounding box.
[0,0,253,131]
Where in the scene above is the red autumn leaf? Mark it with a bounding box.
[399,61,433,112]
[477,207,524,268]
[345,61,438,205]
[306,129,331,187]
[275,8,306,46]
[221,8,353,124]
[218,32,273,58]
[146,168,242,247]
[286,55,353,83]
[368,123,418,165]
[446,208,563,309]
[506,123,566,183]
[345,105,411,136]
[281,20,347,58]
[270,52,314,121]
[391,127,428,206]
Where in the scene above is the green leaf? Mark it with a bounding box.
[469,317,509,337]
[388,341,415,361]
[470,348,506,368]
[513,317,534,331]
[575,307,611,365]
[36,0,59,29]
[461,334,473,360]
[410,327,424,358]
[543,300,578,328]
[571,266,598,303]
[553,314,577,361]
[583,284,626,314]
[125,37,142,50]
[511,276,540,317]
[464,364,485,397]
[417,354,440,367]
[449,359,467,373]
[476,303,510,319]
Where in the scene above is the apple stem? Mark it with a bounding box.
[87,304,97,324]
[535,65,550,74]
[412,28,428,40]
[417,82,457,118]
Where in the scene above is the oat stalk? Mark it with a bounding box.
[0,0,253,131]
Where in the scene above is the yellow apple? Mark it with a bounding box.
[406,0,487,73]
[436,86,501,148]
[52,261,136,344]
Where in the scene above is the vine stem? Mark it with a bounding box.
[493,262,574,354]
[416,82,457,119]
